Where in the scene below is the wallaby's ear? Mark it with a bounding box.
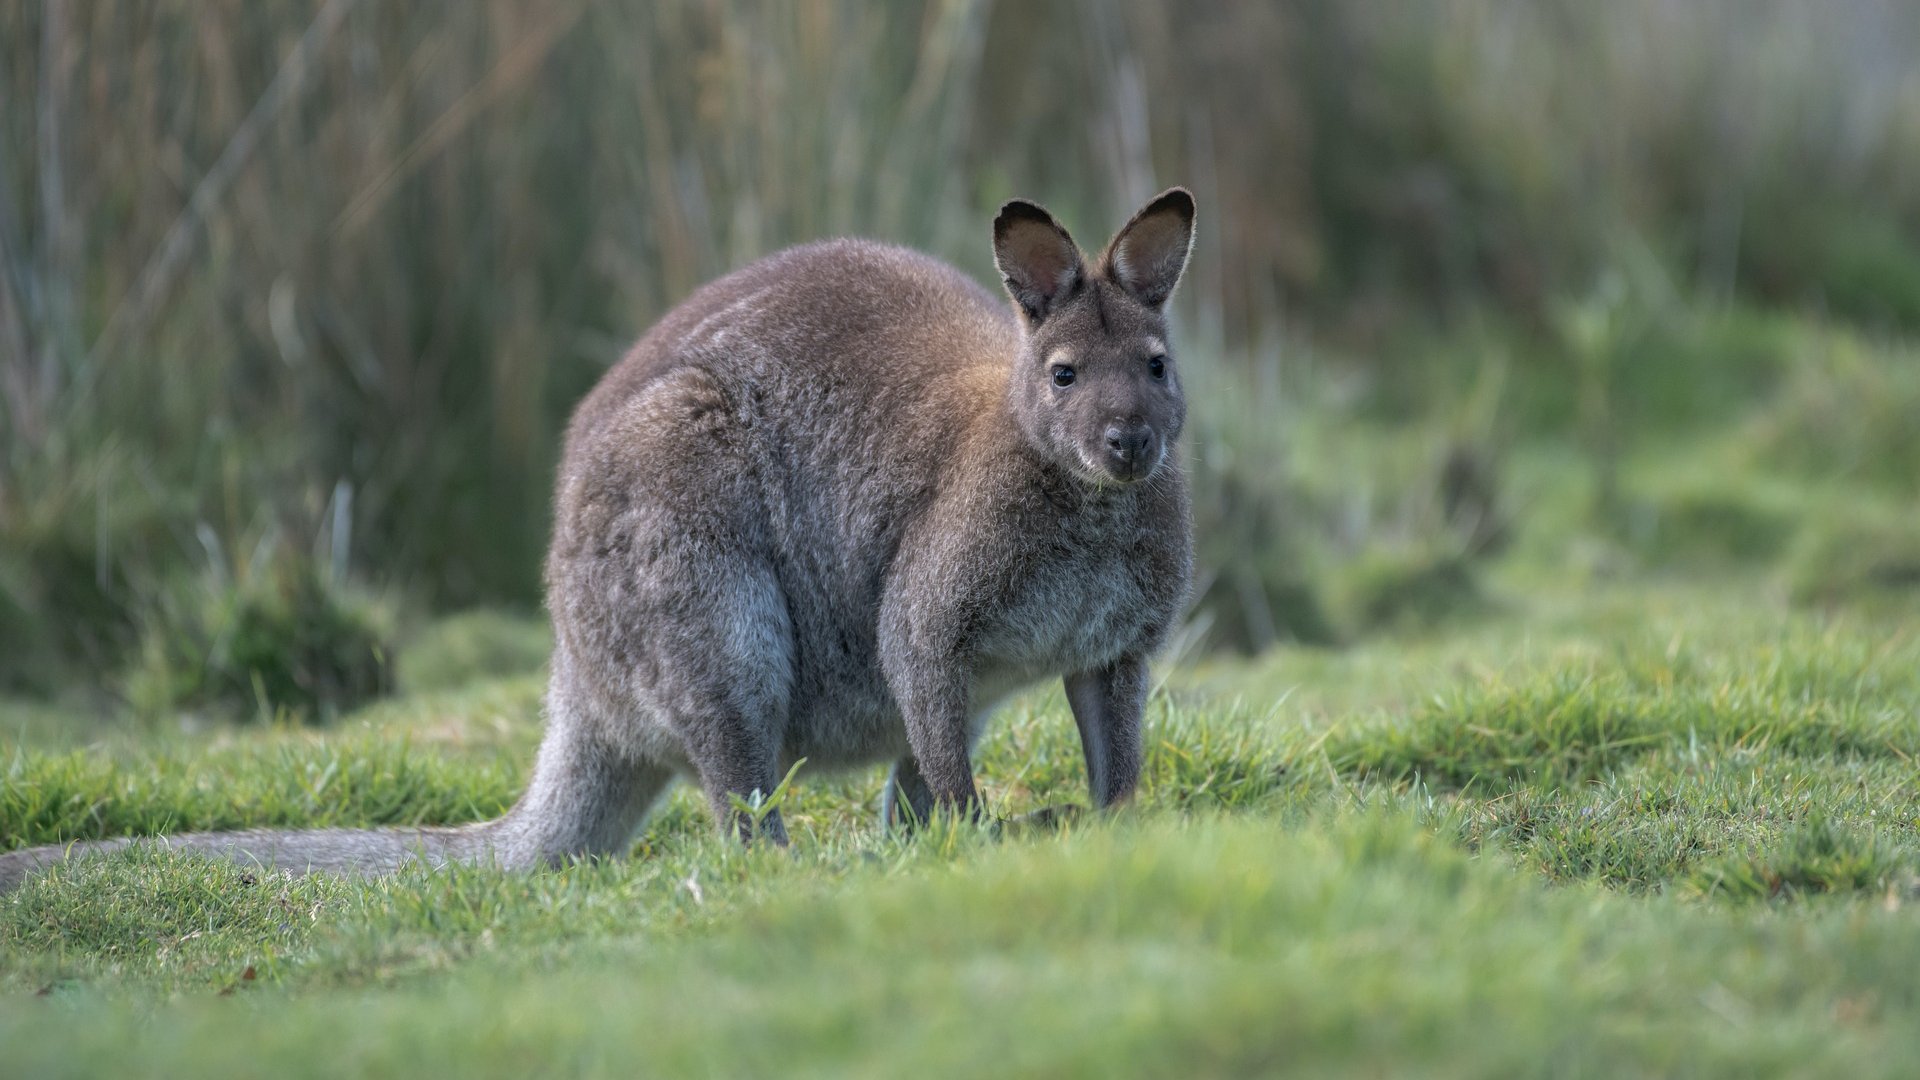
[993,199,1084,325]
[1101,187,1196,309]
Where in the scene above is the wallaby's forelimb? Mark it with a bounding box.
[878,586,984,819]
[1064,654,1149,808]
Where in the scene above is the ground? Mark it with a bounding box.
[4,559,1919,1076]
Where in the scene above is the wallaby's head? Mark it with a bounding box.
[993,188,1195,487]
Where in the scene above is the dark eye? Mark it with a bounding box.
[1051,365,1076,388]
[1148,355,1167,380]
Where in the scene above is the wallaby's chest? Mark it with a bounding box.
[974,506,1183,680]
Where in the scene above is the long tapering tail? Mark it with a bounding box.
[0,819,518,894]
[1,680,682,895]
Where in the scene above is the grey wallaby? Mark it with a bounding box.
[0,189,1198,893]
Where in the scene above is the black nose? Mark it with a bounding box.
[1104,425,1153,465]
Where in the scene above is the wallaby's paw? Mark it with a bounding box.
[996,803,1086,837]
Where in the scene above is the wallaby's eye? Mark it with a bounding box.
[1051,365,1077,388]
[1148,355,1168,380]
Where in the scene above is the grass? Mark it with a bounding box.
[12,815,1920,1078]
[8,305,1920,1072]
[5,573,1920,1076]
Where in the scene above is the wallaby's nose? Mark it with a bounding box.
[1103,424,1154,472]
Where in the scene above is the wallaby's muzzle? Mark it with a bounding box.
[1101,423,1159,482]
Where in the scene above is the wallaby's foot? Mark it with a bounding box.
[714,801,791,847]
[698,737,792,847]
[880,754,989,833]
[1016,803,1085,829]
[993,803,1086,839]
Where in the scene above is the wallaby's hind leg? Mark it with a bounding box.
[685,711,790,845]
[547,368,797,846]
[639,562,797,846]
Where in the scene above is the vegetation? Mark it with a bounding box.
[122,552,397,723]
[6,572,1920,1075]
[5,1,1920,1074]
[5,1,1920,691]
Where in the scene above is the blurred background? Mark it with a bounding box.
[2,0,1917,721]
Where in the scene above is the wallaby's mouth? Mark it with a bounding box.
[1078,436,1165,486]
[1107,447,1162,484]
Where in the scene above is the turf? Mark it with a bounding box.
[5,577,1920,1076]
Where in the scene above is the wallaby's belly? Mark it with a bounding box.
[780,695,907,771]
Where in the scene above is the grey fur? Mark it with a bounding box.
[0,189,1198,892]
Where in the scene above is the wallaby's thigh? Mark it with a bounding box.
[550,366,797,840]
[554,544,797,844]
[637,554,796,842]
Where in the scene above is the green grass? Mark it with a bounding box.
[7,812,1920,1076]
[5,576,1920,1076]
[8,311,1920,1073]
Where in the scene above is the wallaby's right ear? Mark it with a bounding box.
[993,200,1084,325]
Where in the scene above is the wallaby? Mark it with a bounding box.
[0,189,1197,893]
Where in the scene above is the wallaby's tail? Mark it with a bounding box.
[0,697,679,895]
[0,820,510,894]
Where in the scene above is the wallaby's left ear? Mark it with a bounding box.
[1101,187,1196,309]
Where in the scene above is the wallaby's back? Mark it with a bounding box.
[566,238,1014,446]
